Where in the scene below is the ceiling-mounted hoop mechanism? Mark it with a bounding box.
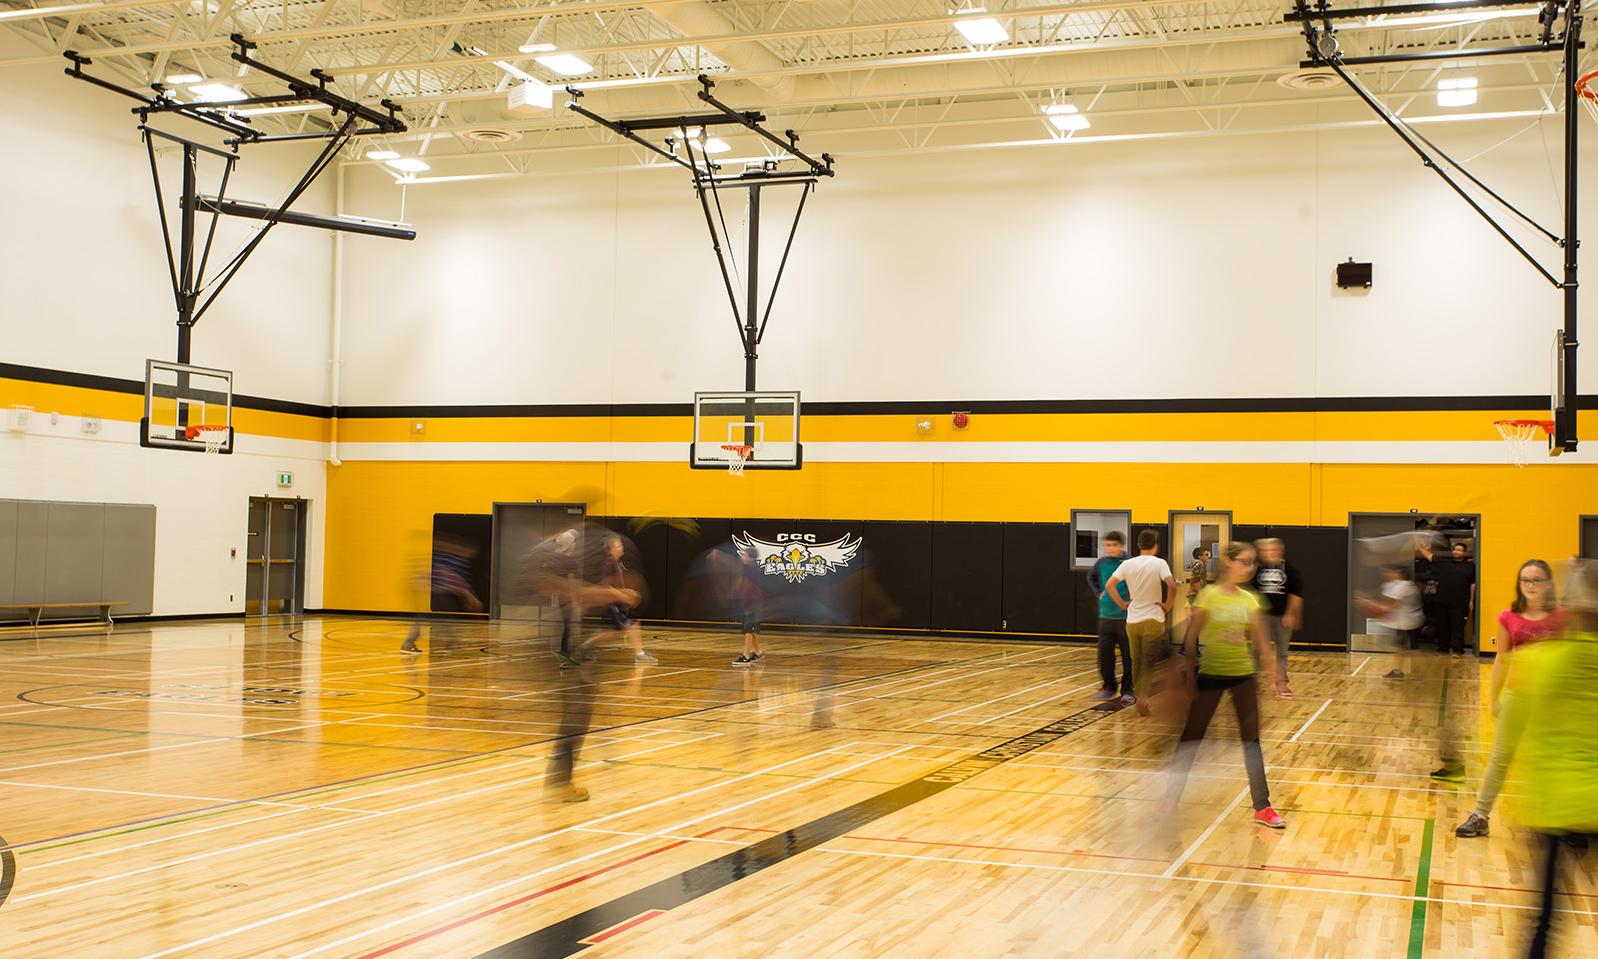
[564,80,838,396]
[1285,0,1583,453]
[63,36,414,369]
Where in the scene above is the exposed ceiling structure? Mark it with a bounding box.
[3,0,1586,182]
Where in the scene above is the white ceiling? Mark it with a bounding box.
[2,0,1584,181]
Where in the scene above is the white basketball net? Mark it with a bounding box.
[721,444,752,475]
[193,426,228,454]
[1494,420,1547,467]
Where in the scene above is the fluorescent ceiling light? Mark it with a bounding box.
[190,83,245,102]
[1366,10,1532,28]
[519,42,557,53]
[494,60,536,82]
[1437,76,1478,107]
[952,10,1008,45]
[536,53,593,76]
[366,149,400,160]
[165,72,203,85]
[1044,103,1091,131]
[702,137,732,154]
[236,103,331,116]
[384,157,431,173]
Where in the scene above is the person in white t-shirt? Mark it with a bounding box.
[1356,564,1423,679]
[1106,529,1175,714]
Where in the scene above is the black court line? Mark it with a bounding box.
[0,833,14,909]
[475,702,1122,958]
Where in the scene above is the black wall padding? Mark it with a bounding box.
[853,521,933,630]
[931,522,1005,631]
[430,513,493,612]
[1002,523,1074,634]
[1233,524,1349,649]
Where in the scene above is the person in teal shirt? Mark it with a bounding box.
[1166,540,1287,829]
[1088,532,1133,702]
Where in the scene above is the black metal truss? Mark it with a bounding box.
[566,75,835,394]
[64,34,411,366]
[1289,0,1582,451]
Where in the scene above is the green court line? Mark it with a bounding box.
[19,804,280,855]
[1407,818,1436,959]
[0,733,135,756]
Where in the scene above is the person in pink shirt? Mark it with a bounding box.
[1455,559,1565,838]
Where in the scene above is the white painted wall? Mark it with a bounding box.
[0,419,327,615]
[1,38,334,616]
[1,35,337,405]
[340,120,1594,405]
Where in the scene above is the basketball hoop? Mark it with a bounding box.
[1575,70,1598,126]
[186,424,229,454]
[1493,419,1552,467]
[720,444,753,475]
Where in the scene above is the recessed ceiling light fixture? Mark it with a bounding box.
[952,9,1008,45]
[1044,103,1090,131]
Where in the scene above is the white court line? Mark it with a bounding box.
[21,731,721,906]
[276,744,920,959]
[806,847,1598,918]
[135,741,891,958]
[1287,698,1334,744]
[25,731,715,872]
[1162,787,1250,878]
[924,668,1099,724]
[836,648,1069,699]
[0,779,246,804]
[0,720,329,775]
[836,649,1080,710]
[1350,656,1373,677]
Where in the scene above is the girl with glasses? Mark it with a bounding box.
[1454,559,1564,838]
[1168,541,1287,829]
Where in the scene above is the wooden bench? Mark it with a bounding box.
[0,601,128,628]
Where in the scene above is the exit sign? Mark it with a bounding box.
[276,471,294,488]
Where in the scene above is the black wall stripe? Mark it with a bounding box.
[5,361,1590,420]
[475,700,1119,958]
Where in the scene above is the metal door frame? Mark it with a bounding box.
[488,502,586,620]
[1581,515,1598,560]
[1345,511,1482,655]
[247,495,308,616]
[1069,508,1132,573]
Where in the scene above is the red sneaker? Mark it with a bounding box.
[1252,806,1286,829]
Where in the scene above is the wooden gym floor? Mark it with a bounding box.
[0,616,1592,957]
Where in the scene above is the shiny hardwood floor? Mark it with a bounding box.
[0,616,1590,957]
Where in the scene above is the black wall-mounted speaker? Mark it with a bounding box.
[1337,259,1373,289]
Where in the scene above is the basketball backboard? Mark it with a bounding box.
[690,391,801,470]
[142,359,234,454]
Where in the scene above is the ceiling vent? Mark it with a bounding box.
[462,127,522,144]
[1277,68,1342,91]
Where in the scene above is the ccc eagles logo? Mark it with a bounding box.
[734,532,863,584]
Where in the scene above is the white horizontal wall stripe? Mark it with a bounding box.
[330,439,1597,466]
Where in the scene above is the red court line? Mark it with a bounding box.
[1436,879,1598,901]
[724,824,1405,880]
[1188,860,1407,883]
[352,829,726,959]
[579,908,668,945]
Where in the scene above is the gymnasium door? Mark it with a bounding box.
[245,497,306,616]
[1168,510,1232,626]
[1346,513,1481,653]
[1581,516,1598,559]
[489,502,586,620]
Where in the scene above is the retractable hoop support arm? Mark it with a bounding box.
[65,34,410,365]
[565,76,835,396]
[1289,0,1582,451]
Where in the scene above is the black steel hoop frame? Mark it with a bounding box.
[1287,1,1582,452]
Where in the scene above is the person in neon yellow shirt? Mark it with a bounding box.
[1513,559,1598,958]
[1167,540,1287,829]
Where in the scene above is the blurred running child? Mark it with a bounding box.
[1087,531,1133,702]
